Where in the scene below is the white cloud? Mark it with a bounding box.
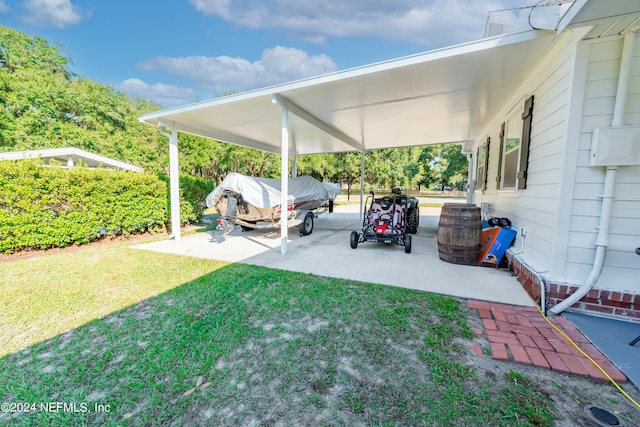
[20,0,88,28]
[189,0,526,47]
[113,79,198,107]
[0,2,10,13]
[136,46,337,93]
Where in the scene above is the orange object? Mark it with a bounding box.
[478,227,516,266]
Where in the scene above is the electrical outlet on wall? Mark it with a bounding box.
[520,227,527,237]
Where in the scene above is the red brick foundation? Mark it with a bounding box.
[508,253,640,321]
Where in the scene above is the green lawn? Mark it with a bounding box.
[0,240,601,426]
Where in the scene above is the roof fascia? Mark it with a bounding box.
[557,0,588,33]
[157,119,282,154]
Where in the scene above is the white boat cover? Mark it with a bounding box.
[206,173,338,209]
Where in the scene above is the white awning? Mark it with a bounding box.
[140,30,556,156]
[0,147,143,172]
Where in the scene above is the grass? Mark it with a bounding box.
[0,240,558,426]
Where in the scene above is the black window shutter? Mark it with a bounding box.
[496,122,505,189]
[517,95,534,190]
[483,136,490,190]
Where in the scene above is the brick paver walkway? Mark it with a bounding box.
[467,300,627,383]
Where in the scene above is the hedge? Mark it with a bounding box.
[158,173,214,226]
[0,159,168,253]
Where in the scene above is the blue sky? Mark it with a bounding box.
[1,0,529,107]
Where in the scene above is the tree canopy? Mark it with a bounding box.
[0,25,468,190]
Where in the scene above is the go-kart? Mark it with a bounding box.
[350,187,419,253]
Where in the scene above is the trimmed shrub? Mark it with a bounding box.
[158,174,214,225]
[0,159,167,253]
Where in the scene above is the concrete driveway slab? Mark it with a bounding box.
[133,204,533,307]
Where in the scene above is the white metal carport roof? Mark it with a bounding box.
[139,29,557,252]
[140,29,554,156]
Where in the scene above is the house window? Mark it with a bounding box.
[498,95,534,190]
[476,137,489,191]
[502,112,522,189]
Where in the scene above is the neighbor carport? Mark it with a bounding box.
[139,29,555,254]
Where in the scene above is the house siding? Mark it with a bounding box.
[474,30,640,320]
[474,30,577,273]
[566,34,640,294]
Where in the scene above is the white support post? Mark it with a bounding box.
[169,128,181,241]
[292,152,298,177]
[359,148,366,219]
[280,109,289,254]
[466,153,474,204]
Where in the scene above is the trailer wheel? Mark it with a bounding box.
[404,235,412,254]
[241,221,256,232]
[407,207,419,234]
[350,231,359,249]
[299,212,314,236]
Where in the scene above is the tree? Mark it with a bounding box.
[416,143,467,191]
[0,25,470,192]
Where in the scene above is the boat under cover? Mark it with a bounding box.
[206,173,340,233]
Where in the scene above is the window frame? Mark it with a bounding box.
[497,95,534,191]
[475,136,490,191]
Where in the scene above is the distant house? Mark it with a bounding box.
[0,147,143,172]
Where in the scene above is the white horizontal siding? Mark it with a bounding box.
[473,29,640,295]
[564,34,640,292]
[565,263,639,292]
[474,31,576,273]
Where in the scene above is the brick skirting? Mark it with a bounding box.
[508,253,640,321]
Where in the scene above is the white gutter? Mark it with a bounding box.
[550,31,635,314]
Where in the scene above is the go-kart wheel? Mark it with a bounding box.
[404,235,412,254]
[407,207,419,234]
[299,212,314,236]
[350,231,359,249]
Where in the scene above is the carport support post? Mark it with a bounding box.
[169,128,181,241]
[280,109,289,254]
[359,148,365,219]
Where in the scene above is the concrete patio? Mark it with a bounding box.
[133,201,534,307]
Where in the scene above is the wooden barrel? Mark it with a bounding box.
[437,204,482,265]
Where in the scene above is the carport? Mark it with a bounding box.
[139,29,555,254]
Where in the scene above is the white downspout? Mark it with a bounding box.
[550,31,635,314]
[550,167,617,314]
